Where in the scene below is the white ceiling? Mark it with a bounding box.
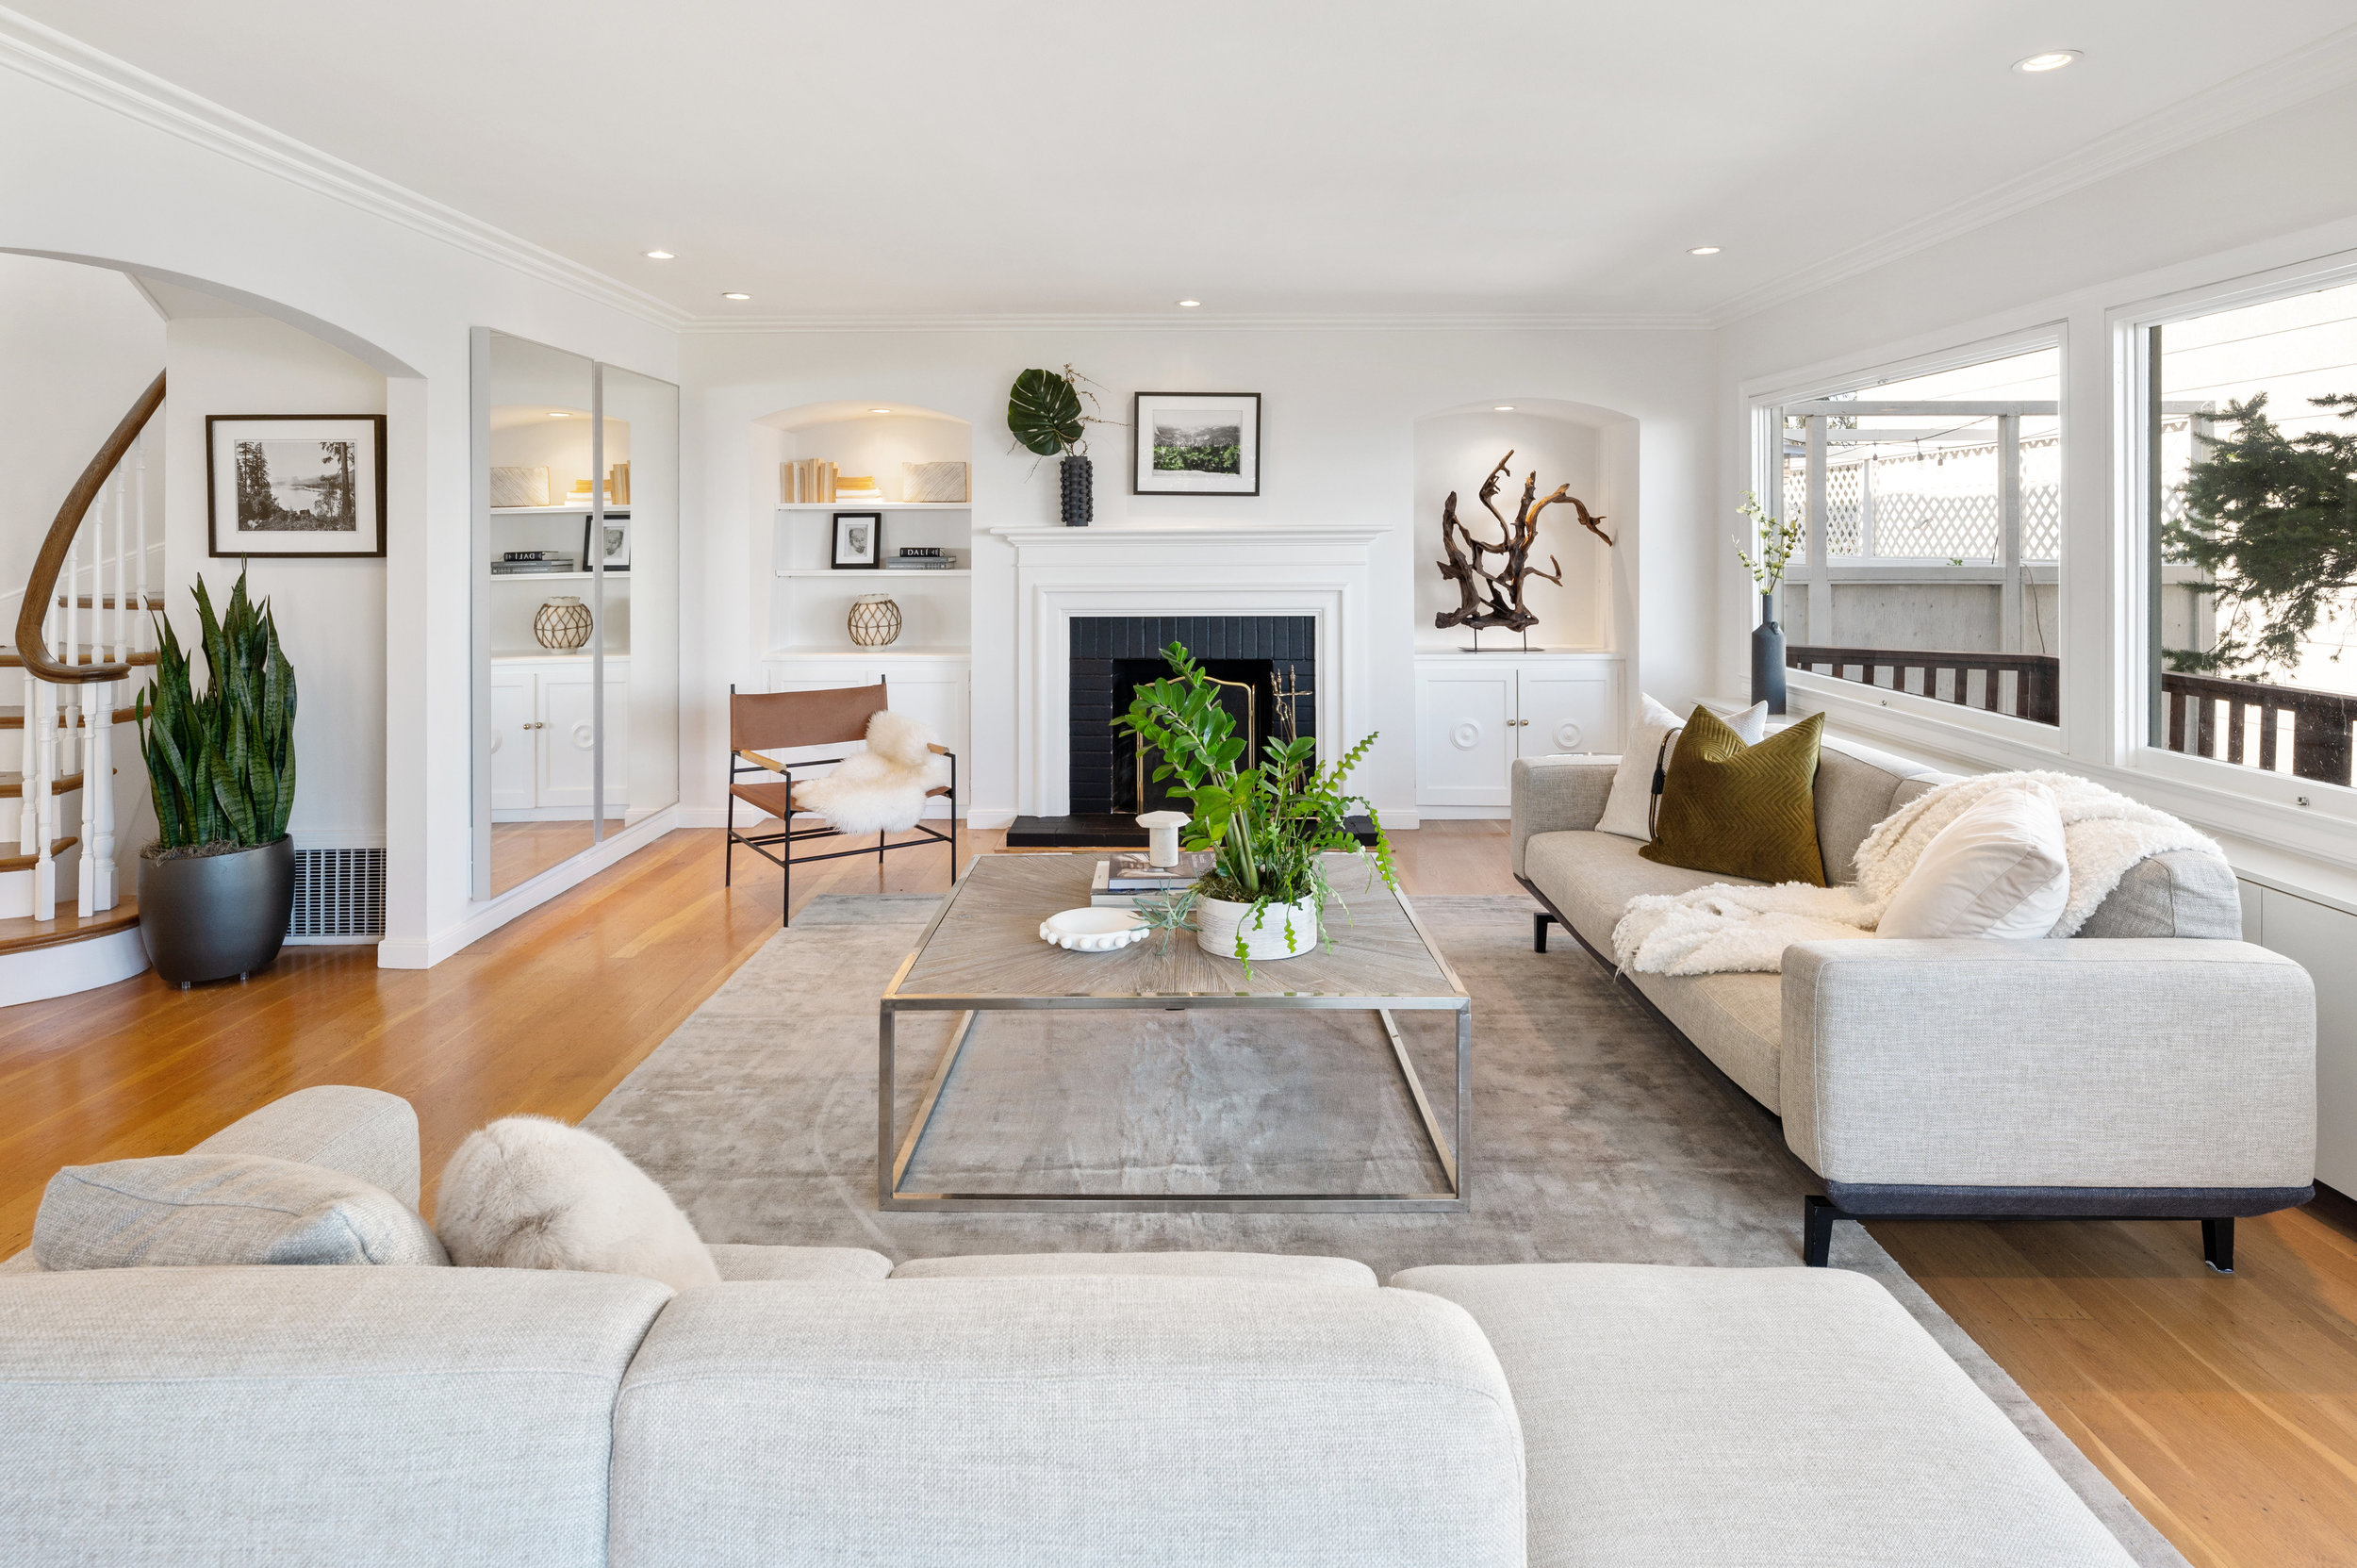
[21,1,2357,325]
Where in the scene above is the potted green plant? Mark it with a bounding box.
[1113,642,1394,967]
[1735,490,1805,714]
[1007,365,1106,525]
[131,573,298,987]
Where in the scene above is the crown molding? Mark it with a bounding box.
[679,309,1712,334]
[1703,24,2357,328]
[0,8,694,332]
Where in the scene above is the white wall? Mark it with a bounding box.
[162,315,387,854]
[683,327,1718,827]
[2,44,679,965]
[1716,77,2357,877]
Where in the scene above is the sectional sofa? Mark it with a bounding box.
[1511,734,2317,1269]
[0,1085,2147,1566]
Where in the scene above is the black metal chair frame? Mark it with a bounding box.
[724,686,958,925]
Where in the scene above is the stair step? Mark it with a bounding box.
[0,894,138,955]
[0,836,80,874]
[0,771,83,798]
[0,705,139,730]
[0,648,157,668]
[58,594,164,610]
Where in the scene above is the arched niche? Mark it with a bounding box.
[1412,398,1636,654]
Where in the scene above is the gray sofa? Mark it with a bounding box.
[0,1086,2146,1566]
[1511,734,2317,1269]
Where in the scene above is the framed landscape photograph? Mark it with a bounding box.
[832,511,882,569]
[206,415,387,557]
[1133,391,1261,496]
[583,511,632,572]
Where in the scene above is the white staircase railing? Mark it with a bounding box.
[15,371,162,922]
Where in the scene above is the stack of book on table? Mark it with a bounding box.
[1090,850,1217,908]
[885,547,961,570]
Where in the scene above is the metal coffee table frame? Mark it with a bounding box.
[878,867,1471,1215]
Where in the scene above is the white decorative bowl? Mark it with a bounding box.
[1038,907,1150,952]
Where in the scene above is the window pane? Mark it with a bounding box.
[2153,281,2357,787]
[1769,346,2061,727]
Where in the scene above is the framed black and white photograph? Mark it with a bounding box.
[1132,392,1261,496]
[832,511,882,569]
[583,511,631,572]
[206,415,387,557]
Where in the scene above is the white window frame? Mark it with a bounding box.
[2113,247,2357,834]
[1745,322,2070,754]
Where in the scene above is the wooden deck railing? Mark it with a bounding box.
[1786,645,2061,726]
[1787,642,2357,786]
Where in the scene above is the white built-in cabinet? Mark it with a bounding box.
[759,653,967,813]
[1413,652,1623,809]
[2238,878,2357,1197]
[490,656,628,817]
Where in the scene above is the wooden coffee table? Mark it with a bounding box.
[878,852,1471,1213]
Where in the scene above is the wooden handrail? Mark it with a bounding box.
[15,371,164,685]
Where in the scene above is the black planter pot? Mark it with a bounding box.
[1060,454,1093,526]
[1751,593,1788,715]
[138,836,295,988]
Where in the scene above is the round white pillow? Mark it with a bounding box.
[1878,782,2069,940]
[435,1115,719,1290]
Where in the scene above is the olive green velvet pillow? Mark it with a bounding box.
[1638,707,1827,886]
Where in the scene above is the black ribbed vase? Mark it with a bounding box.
[1060,454,1093,526]
[1751,592,1788,715]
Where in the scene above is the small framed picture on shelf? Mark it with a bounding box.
[1132,391,1261,496]
[206,414,387,556]
[832,511,882,569]
[582,512,631,571]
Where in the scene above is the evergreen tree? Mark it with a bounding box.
[2167,390,2357,677]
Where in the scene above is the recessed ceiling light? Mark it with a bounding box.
[642,249,674,259]
[1493,405,1516,412]
[869,407,892,415]
[2014,50,2079,73]
[547,411,570,418]
[720,291,750,301]
[1176,299,1201,308]
[1688,245,1722,256]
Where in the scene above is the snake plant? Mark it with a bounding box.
[133,572,297,851]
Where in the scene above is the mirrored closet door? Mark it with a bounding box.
[470,330,678,899]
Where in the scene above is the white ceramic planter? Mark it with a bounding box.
[1195,893,1322,963]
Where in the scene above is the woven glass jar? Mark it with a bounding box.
[534,595,593,651]
[848,593,902,648]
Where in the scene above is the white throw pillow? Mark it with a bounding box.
[435,1115,719,1291]
[1878,783,2069,939]
[1595,696,1769,841]
[33,1153,448,1270]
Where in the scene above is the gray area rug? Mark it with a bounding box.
[587,891,2185,1568]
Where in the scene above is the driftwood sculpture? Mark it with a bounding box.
[1435,451,1612,634]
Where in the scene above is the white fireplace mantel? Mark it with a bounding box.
[988,521,1390,817]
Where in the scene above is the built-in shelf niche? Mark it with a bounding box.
[754,400,975,657]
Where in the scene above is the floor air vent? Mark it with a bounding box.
[288,847,387,938]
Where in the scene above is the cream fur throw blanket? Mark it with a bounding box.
[789,709,950,834]
[1610,770,2220,976]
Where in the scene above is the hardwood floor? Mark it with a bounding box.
[1,817,2351,1566]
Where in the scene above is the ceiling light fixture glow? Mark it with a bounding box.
[1688,245,1722,256]
[548,411,570,418]
[1176,299,1201,307]
[643,249,674,259]
[869,407,892,414]
[2014,50,2079,73]
[1493,405,1516,412]
[720,291,751,300]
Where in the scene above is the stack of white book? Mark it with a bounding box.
[1090,850,1216,908]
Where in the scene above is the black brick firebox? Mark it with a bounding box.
[1068,616,1316,816]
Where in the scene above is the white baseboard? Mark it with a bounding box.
[1406,806,1505,821]
[379,806,680,970]
[0,926,146,1005]
[967,807,1018,831]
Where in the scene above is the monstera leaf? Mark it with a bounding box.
[1008,368,1086,456]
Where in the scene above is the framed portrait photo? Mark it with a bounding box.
[1132,392,1261,496]
[583,511,632,571]
[206,415,387,557]
[832,511,882,569]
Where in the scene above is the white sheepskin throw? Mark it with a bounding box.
[790,709,951,834]
[434,1114,719,1291]
[1610,769,2221,977]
